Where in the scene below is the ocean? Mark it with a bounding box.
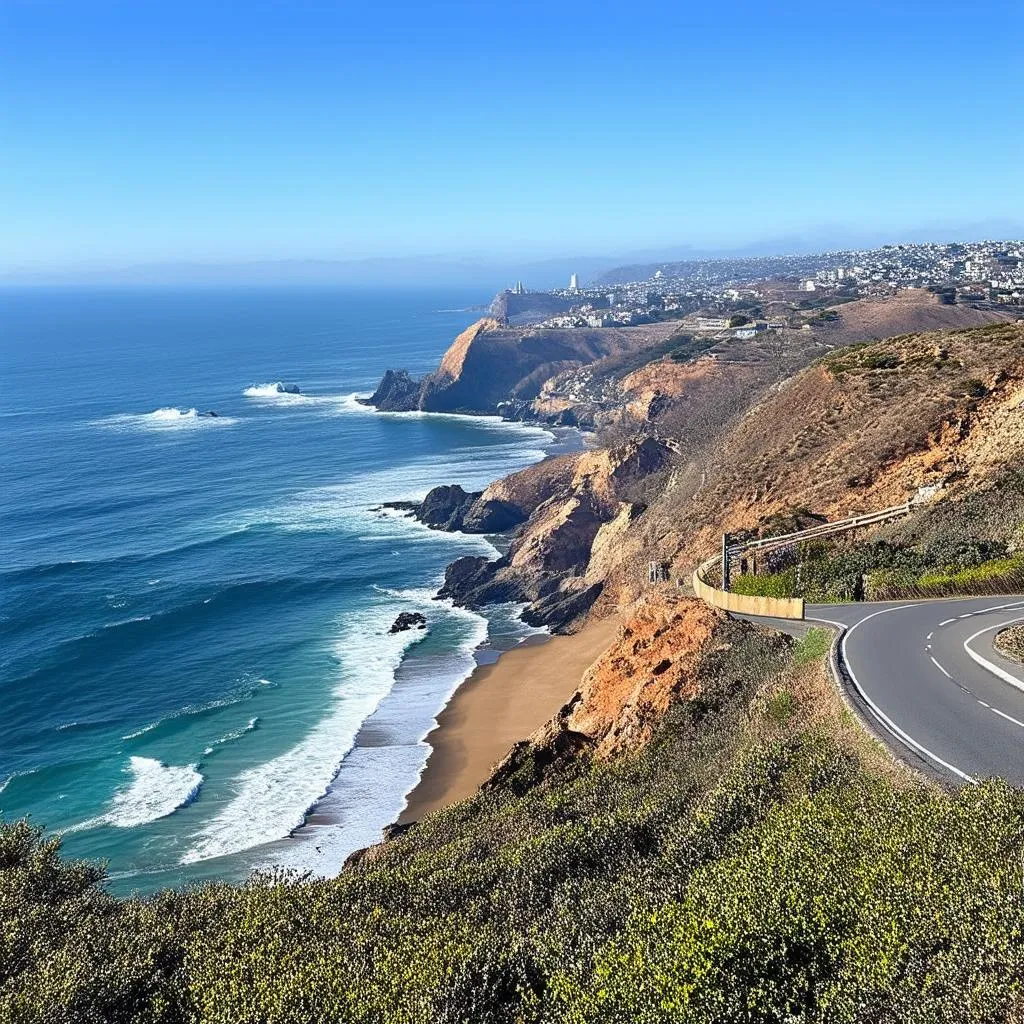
[0,287,561,892]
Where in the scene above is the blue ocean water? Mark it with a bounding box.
[0,288,556,892]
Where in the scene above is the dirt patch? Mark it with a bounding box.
[995,624,1024,663]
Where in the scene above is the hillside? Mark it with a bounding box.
[6,607,1023,1021]
[414,319,1023,628]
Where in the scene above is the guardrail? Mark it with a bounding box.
[692,557,805,619]
[691,498,926,621]
[727,501,913,560]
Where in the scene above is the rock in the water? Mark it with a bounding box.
[414,484,480,531]
[363,369,423,411]
[277,382,301,394]
[389,611,427,634]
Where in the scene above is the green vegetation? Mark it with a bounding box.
[733,552,1023,603]
[823,342,901,376]
[666,332,717,363]
[3,622,1024,1022]
[793,627,832,665]
[731,470,1024,603]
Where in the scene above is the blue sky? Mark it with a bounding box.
[2,0,1022,273]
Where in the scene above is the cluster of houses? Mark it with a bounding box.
[519,240,1023,332]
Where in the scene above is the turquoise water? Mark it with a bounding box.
[0,288,555,892]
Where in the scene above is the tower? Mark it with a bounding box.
[569,273,579,291]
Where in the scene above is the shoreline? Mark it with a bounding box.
[398,614,619,824]
[291,418,589,872]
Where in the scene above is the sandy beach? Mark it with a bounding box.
[399,614,620,823]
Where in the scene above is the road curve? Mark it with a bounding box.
[746,596,1024,785]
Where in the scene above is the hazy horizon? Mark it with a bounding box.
[5,220,1024,290]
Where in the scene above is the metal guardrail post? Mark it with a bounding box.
[721,533,730,592]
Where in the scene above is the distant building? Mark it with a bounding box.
[569,273,579,291]
[512,280,526,295]
[802,280,817,292]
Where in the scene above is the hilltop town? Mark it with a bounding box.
[494,239,1024,330]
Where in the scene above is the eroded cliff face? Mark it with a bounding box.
[437,437,672,630]
[485,595,772,790]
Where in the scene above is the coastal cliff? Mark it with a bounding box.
[436,437,671,630]
[9,304,1024,1023]
[366,316,682,416]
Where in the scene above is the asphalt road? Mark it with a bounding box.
[752,596,1024,785]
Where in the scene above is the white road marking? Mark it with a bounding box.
[836,605,976,784]
[929,655,952,679]
[990,706,1024,729]
[926,632,934,641]
[939,618,956,626]
[963,614,1024,695]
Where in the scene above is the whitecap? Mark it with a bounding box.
[0,768,40,797]
[121,691,257,741]
[93,407,238,431]
[203,717,260,756]
[65,757,203,832]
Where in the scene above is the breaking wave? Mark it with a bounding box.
[65,757,203,832]
[180,605,430,865]
[94,407,238,431]
[203,717,260,757]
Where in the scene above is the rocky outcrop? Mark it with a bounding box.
[409,485,480,530]
[437,438,673,630]
[389,612,427,634]
[365,369,422,411]
[387,485,528,534]
[486,597,726,790]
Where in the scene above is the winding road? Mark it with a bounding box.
[755,597,1024,785]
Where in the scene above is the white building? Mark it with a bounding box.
[569,273,579,291]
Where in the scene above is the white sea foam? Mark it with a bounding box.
[180,605,429,865]
[243,382,358,410]
[66,757,203,832]
[203,717,260,756]
[122,691,256,741]
[94,407,238,431]
[264,599,490,877]
[335,394,556,444]
[243,382,293,398]
[242,382,314,405]
[0,768,40,798]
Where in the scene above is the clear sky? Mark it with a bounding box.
[2,0,1022,273]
